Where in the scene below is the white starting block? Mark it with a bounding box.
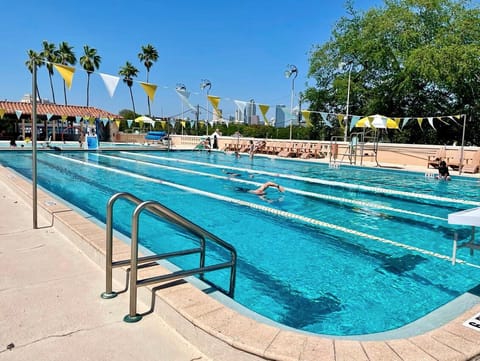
[448,207,480,265]
[329,162,340,169]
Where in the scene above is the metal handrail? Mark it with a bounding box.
[330,134,378,166]
[100,192,237,323]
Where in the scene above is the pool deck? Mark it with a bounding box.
[1,156,480,361]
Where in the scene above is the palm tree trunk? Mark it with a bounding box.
[35,84,42,103]
[63,80,68,105]
[86,73,91,107]
[129,86,136,116]
[48,74,56,104]
[146,70,151,116]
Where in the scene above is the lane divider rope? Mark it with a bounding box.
[100,153,446,222]
[122,151,480,207]
[47,153,480,269]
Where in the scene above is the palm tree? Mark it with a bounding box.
[138,44,159,116]
[80,45,101,107]
[41,41,58,104]
[57,42,76,105]
[119,61,139,116]
[25,49,44,102]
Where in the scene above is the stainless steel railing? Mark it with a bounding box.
[101,192,237,322]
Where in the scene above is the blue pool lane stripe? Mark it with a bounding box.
[48,153,480,269]
[122,151,480,207]
[101,153,445,222]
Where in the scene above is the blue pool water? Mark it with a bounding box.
[1,149,480,336]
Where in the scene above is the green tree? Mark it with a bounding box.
[138,44,159,116]
[41,41,58,104]
[80,45,101,107]
[25,49,44,102]
[307,0,480,145]
[57,42,77,105]
[119,62,139,117]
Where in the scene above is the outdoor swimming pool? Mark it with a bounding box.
[0,140,153,149]
[1,149,480,336]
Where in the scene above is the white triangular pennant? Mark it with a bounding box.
[320,112,332,127]
[99,73,120,98]
[234,100,247,113]
[401,117,411,129]
[175,89,197,112]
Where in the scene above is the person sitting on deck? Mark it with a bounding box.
[437,160,451,181]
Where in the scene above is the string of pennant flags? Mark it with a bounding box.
[2,62,465,132]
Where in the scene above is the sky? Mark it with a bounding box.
[1,0,383,121]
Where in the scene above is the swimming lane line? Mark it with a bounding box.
[121,152,480,207]
[48,153,479,269]
[98,153,445,222]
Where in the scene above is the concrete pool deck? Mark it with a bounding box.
[1,160,480,361]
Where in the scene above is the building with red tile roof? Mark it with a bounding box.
[0,100,121,141]
[0,100,120,120]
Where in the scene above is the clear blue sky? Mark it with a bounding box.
[1,0,382,120]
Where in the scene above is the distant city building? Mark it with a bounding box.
[245,100,256,125]
[275,105,287,128]
[20,93,52,104]
[250,115,260,125]
[235,108,244,123]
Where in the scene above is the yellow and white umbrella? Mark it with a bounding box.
[355,114,399,129]
[134,115,155,125]
[354,116,372,128]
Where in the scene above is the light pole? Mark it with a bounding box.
[340,61,353,142]
[200,79,211,135]
[284,64,298,140]
[176,83,186,135]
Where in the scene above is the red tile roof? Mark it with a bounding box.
[0,101,121,120]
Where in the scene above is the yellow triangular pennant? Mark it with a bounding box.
[0,109,4,119]
[207,95,221,112]
[417,117,424,129]
[53,64,75,89]
[258,104,270,125]
[301,110,311,127]
[337,114,345,130]
[139,82,158,102]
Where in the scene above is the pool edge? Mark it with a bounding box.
[1,165,480,361]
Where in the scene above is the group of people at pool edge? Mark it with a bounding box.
[199,130,285,195]
[202,131,454,184]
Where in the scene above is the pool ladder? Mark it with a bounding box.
[101,192,237,323]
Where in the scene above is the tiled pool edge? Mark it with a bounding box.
[2,165,480,361]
